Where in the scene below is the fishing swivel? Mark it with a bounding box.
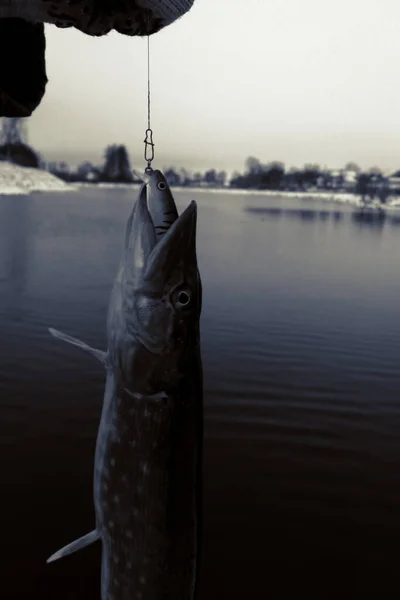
[144,127,154,174]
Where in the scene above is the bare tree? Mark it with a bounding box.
[103,144,133,182]
[368,166,382,175]
[344,162,361,172]
[0,117,27,145]
[245,156,263,174]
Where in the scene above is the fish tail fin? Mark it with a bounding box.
[48,328,107,366]
[46,529,100,564]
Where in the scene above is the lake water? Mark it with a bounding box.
[0,187,399,599]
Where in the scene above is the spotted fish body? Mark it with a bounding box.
[47,174,203,600]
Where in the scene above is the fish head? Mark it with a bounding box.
[107,174,201,394]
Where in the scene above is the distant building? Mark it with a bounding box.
[85,170,98,182]
[387,170,400,194]
[76,161,100,182]
[324,169,345,190]
[342,169,358,184]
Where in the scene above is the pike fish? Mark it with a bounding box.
[47,171,203,600]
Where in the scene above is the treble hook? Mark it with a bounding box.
[144,128,154,173]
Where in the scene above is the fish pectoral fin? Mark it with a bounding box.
[46,529,100,564]
[48,328,107,366]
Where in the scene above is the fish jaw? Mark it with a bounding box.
[107,181,201,396]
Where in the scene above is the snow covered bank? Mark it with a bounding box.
[290,190,400,209]
[0,162,77,195]
[243,189,400,210]
[221,188,400,209]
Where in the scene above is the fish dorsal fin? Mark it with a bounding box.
[47,529,100,564]
[48,328,107,366]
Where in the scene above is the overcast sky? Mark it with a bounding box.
[28,0,400,173]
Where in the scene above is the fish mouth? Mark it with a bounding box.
[126,180,197,282]
[145,196,197,283]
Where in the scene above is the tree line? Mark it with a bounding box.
[47,144,227,187]
[45,146,399,199]
[47,145,137,183]
[0,118,396,198]
[230,157,392,194]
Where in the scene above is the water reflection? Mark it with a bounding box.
[351,209,387,233]
[246,206,336,222]
[332,211,343,224]
[245,205,400,232]
[0,196,32,301]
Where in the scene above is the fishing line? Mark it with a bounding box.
[144,35,155,174]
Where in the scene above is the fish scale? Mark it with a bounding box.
[95,392,174,599]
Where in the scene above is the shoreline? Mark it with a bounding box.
[0,162,78,195]
[76,181,400,209]
[1,166,399,210]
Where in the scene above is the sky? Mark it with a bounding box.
[27,0,400,174]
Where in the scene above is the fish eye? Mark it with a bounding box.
[157,181,166,190]
[171,288,192,310]
[178,291,191,306]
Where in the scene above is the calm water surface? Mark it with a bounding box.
[0,188,399,599]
